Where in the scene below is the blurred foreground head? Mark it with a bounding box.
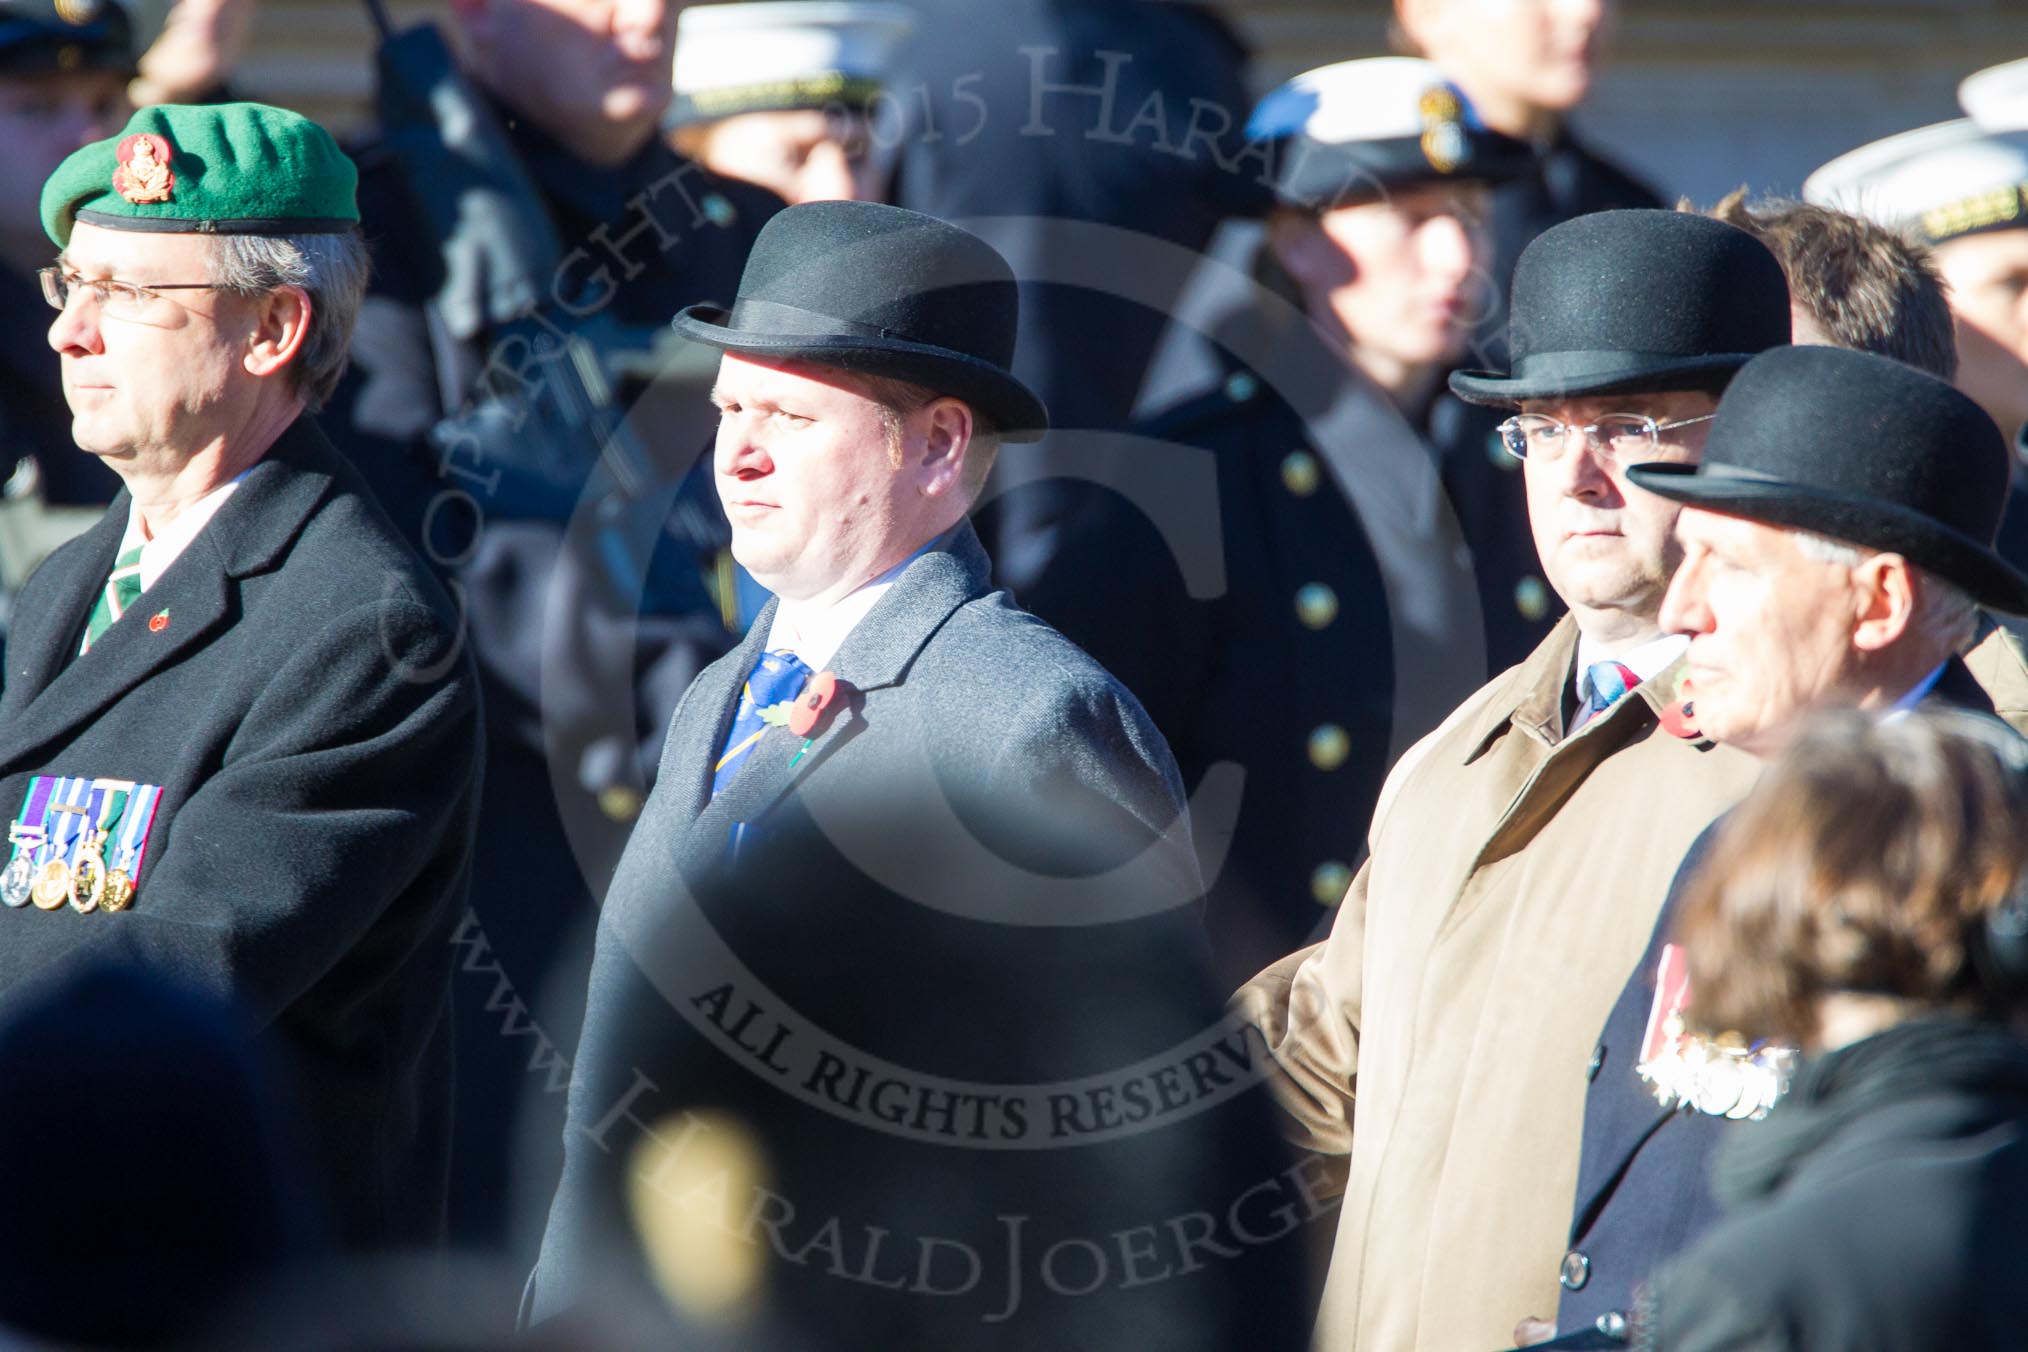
[0,961,318,1347]
[1675,708,2028,1051]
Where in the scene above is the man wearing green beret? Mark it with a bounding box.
[0,0,136,616]
[0,100,483,1250]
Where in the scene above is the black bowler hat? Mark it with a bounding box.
[0,0,135,75]
[672,200,1048,441]
[1450,209,1792,406]
[1626,344,2028,615]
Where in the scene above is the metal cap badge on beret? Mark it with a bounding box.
[0,0,134,76]
[1626,344,2028,615]
[672,199,1047,440]
[41,101,360,247]
[671,0,915,127]
[1247,56,1535,211]
[1449,209,1792,406]
[1803,119,2028,248]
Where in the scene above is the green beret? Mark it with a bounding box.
[42,101,359,248]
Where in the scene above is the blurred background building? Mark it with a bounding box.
[227,0,2020,206]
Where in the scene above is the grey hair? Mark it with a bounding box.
[208,229,370,410]
[1789,527,1980,653]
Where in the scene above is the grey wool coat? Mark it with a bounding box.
[0,417,482,1249]
[529,523,1314,1352]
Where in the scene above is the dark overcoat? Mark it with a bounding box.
[1644,1016,2028,1351]
[1547,661,2010,1347]
[0,417,481,1249]
[529,524,1312,1350]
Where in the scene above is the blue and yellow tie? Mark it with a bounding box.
[711,649,813,800]
[79,545,144,656]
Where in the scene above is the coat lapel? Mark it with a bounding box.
[663,601,776,828]
[0,419,340,773]
[673,524,992,875]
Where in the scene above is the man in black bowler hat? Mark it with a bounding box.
[0,0,134,620]
[528,199,1309,1350]
[1233,208,1787,1352]
[1525,345,2028,1349]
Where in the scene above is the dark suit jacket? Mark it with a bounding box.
[1548,659,2004,1345]
[0,417,482,1249]
[530,524,1312,1349]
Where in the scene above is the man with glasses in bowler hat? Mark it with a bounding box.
[528,201,1306,1349]
[1233,209,1788,1352]
[1527,345,2028,1348]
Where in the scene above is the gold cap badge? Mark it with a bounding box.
[112,132,176,205]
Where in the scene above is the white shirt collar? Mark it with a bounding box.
[1573,631,1689,702]
[760,541,934,671]
[120,474,245,593]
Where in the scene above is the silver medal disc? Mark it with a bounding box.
[1,853,34,908]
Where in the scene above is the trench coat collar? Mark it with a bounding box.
[0,417,341,772]
[1459,613,1694,763]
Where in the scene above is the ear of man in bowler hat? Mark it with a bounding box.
[526,202,1308,1348]
[1632,343,2028,759]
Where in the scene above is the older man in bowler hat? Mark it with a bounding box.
[1524,346,2028,1349]
[1233,208,1787,1352]
[529,200,1309,1350]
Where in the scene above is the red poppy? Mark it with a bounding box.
[1658,697,1701,741]
[789,670,840,737]
[147,611,169,633]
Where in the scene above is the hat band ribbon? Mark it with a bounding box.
[728,296,909,344]
[1508,348,1747,384]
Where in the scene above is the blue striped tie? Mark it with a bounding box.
[711,649,813,800]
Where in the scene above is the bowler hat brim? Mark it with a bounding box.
[1449,351,1764,407]
[672,304,1049,441]
[1626,461,2028,615]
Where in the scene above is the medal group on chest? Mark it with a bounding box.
[3,776,163,914]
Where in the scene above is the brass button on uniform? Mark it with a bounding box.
[1308,723,1350,771]
[1295,582,1339,629]
[1281,450,1321,497]
[1515,576,1550,621]
[1310,862,1352,906]
[1595,1312,1629,1340]
[1560,1249,1591,1291]
[1224,371,1259,403]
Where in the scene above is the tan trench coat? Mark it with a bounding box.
[1236,617,1762,1352]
